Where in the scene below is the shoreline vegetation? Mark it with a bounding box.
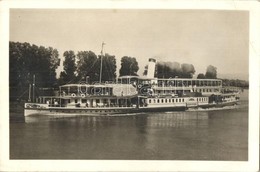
[9,41,249,102]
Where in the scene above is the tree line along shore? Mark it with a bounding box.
[9,41,249,102]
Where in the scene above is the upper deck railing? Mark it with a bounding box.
[155,78,222,87]
[118,76,222,88]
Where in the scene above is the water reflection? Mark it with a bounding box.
[12,109,247,160]
[146,112,209,128]
[23,111,211,138]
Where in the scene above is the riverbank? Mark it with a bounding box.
[9,101,25,122]
[10,101,24,112]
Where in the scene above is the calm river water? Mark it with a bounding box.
[10,90,248,160]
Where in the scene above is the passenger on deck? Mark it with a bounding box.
[46,100,50,107]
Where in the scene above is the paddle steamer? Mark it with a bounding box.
[24,56,240,116]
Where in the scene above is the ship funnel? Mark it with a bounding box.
[147,58,156,78]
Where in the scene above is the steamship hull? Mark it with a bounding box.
[24,104,186,116]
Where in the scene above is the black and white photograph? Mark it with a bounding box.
[0,0,259,171]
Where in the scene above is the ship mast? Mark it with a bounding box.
[28,84,31,102]
[99,42,105,83]
[33,74,35,102]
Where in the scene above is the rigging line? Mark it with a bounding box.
[101,46,115,81]
[103,56,115,81]
[34,87,42,95]
[17,89,29,99]
[85,56,99,75]
[102,56,108,80]
[99,42,106,83]
[77,57,100,83]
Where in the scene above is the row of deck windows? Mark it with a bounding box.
[196,88,220,93]
[157,80,222,87]
[68,99,114,105]
[197,97,208,102]
[148,98,185,104]
[148,97,208,104]
[50,109,122,113]
[156,88,219,94]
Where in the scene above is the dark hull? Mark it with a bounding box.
[24,107,138,116]
[24,105,187,116]
[197,101,238,109]
[138,106,187,112]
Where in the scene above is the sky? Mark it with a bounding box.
[10,9,249,80]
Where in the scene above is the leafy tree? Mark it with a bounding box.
[9,41,60,101]
[155,61,192,78]
[156,62,173,78]
[76,51,117,83]
[76,51,99,83]
[98,53,117,82]
[181,63,195,78]
[221,79,249,88]
[205,65,217,79]
[170,62,182,77]
[155,62,166,78]
[59,51,76,85]
[48,48,60,86]
[119,56,139,76]
[197,73,206,79]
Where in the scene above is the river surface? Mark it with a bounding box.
[10,90,248,160]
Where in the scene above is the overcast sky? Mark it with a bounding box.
[10,9,249,80]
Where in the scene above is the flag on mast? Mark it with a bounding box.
[101,42,105,54]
